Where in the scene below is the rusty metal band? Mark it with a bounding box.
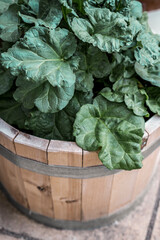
[0,138,160,179]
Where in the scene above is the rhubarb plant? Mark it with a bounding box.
[0,0,160,170]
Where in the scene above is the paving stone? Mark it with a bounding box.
[151,200,160,240]
[0,234,23,240]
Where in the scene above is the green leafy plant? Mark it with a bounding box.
[0,0,160,170]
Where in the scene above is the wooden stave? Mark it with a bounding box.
[0,116,160,227]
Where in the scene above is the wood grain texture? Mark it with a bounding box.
[82,176,113,220]
[0,119,18,153]
[50,177,82,220]
[48,140,82,167]
[21,169,54,218]
[151,196,160,240]
[133,147,160,200]
[83,151,102,167]
[14,132,49,164]
[144,115,160,148]
[0,115,160,223]
[0,156,28,207]
[0,155,6,187]
[108,170,139,214]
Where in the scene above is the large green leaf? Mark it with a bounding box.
[130,1,142,19]
[74,51,94,92]
[135,62,160,87]
[27,0,39,14]
[59,0,77,16]
[139,11,150,31]
[73,95,145,170]
[109,63,125,83]
[19,0,62,28]
[101,81,149,116]
[25,109,75,140]
[124,89,149,117]
[14,79,75,113]
[109,53,135,82]
[74,45,110,92]
[100,87,123,103]
[146,87,160,115]
[112,78,149,116]
[48,90,93,140]
[0,0,17,14]
[0,95,26,128]
[25,91,93,140]
[0,41,13,53]
[58,0,85,17]
[87,45,111,78]
[70,4,142,53]
[0,4,20,42]
[65,90,93,115]
[24,110,55,138]
[1,27,77,88]
[85,0,132,15]
[113,78,138,94]
[134,31,160,67]
[0,67,15,95]
[35,82,75,113]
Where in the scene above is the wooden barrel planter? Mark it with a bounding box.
[0,116,160,230]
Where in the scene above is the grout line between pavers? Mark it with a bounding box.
[0,227,42,240]
[145,181,160,240]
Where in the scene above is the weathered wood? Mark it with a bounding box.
[82,176,113,220]
[144,115,160,148]
[14,132,49,164]
[0,115,160,227]
[0,155,4,184]
[48,140,82,167]
[83,151,102,167]
[50,177,82,220]
[108,170,138,214]
[151,196,160,240]
[21,169,54,218]
[133,147,160,200]
[0,119,18,153]
[0,156,28,207]
[0,155,7,188]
